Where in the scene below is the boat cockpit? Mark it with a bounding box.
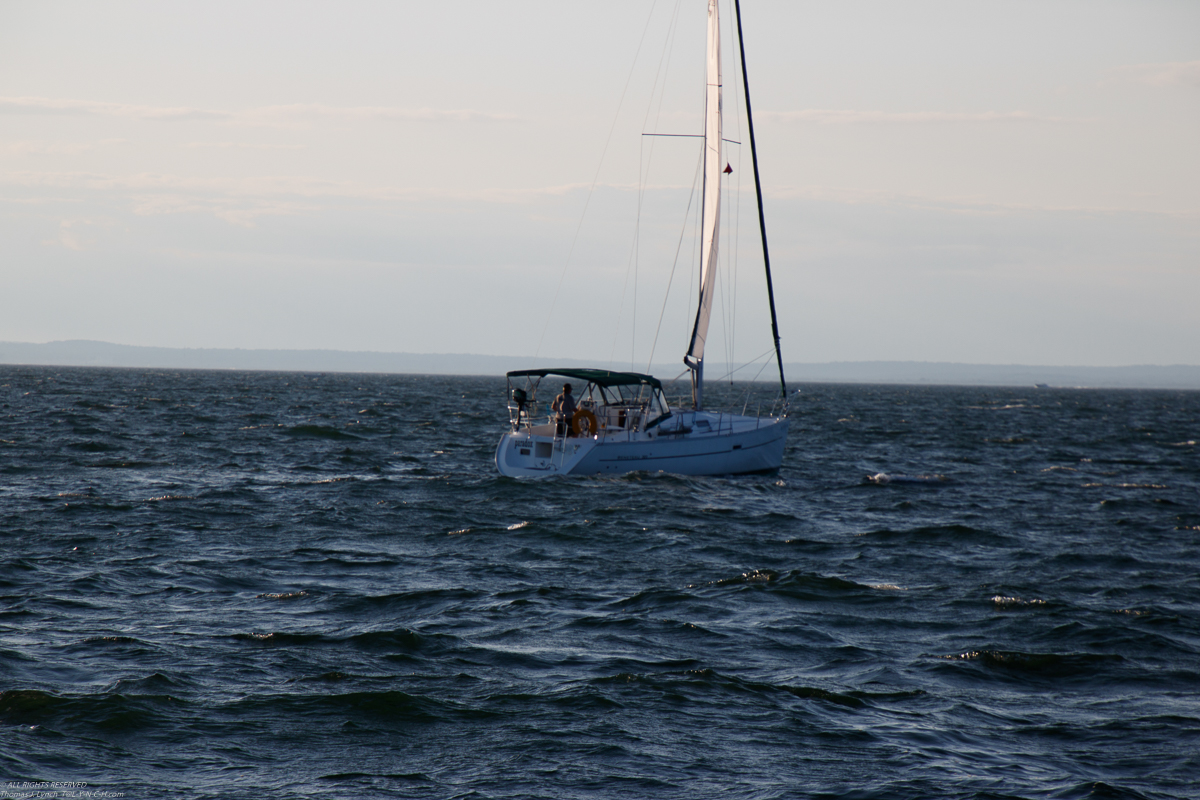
[505,368,672,439]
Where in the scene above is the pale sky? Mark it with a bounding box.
[2,0,1198,368]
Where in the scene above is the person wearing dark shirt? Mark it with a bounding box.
[552,383,577,437]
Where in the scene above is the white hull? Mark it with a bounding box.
[496,411,787,478]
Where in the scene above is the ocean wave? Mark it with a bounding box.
[280,424,361,440]
[935,649,1124,678]
[855,523,997,543]
[0,688,186,733]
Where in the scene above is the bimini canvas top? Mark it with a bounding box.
[506,368,662,391]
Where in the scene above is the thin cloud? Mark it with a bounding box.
[0,96,518,125]
[183,142,306,150]
[5,170,372,196]
[248,104,518,124]
[761,109,1076,124]
[1107,60,1200,88]
[43,218,111,251]
[128,194,314,228]
[767,184,1200,220]
[3,170,549,205]
[0,96,232,121]
[3,140,94,155]
[2,138,128,155]
[3,169,471,226]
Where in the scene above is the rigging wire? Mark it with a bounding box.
[534,0,662,359]
[687,167,699,347]
[711,347,774,383]
[749,349,777,383]
[733,0,788,401]
[608,134,646,370]
[716,168,730,383]
[608,0,685,371]
[645,146,704,373]
[728,0,744,383]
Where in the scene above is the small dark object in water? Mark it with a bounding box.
[865,472,951,485]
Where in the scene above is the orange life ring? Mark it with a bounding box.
[571,409,599,437]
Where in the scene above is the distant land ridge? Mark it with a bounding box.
[2,340,1199,389]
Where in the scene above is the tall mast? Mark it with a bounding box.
[733,0,787,402]
[684,0,723,410]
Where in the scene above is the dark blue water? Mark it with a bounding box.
[2,366,1198,799]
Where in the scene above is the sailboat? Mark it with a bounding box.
[495,0,789,478]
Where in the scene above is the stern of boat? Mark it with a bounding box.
[495,430,598,478]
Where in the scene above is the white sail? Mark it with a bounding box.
[684,0,722,406]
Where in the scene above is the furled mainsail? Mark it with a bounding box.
[684,0,722,407]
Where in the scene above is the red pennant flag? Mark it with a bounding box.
[723,163,733,174]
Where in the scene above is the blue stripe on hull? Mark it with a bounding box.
[572,418,787,476]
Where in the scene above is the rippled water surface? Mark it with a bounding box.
[1,366,1198,799]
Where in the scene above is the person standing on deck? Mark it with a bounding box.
[552,383,577,438]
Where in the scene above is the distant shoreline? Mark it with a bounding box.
[2,340,1199,389]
